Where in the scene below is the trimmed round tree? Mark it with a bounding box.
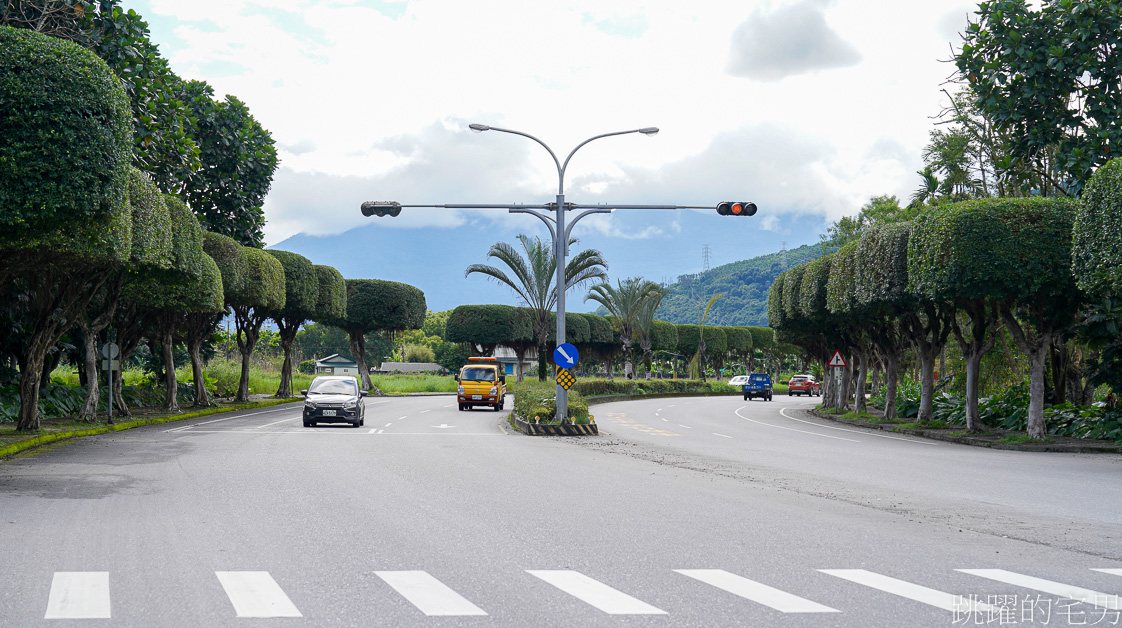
[445,305,532,358]
[230,246,286,401]
[650,320,679,377]
[854,222,914,420]
[334,279,426,391]
[0,26,134,431]
[747,326,775,373]
[262,250,318,398]
[910,197,1081,438]
[574,313,618,378]
[1074,158,1122,296]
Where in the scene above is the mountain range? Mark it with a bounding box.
[268,208,827,318]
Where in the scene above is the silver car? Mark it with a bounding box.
[301,376,367,427]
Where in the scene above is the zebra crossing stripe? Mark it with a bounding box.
[45,572,111,619]
[527,570,667,615]
[375,571,487,616]
[676,569,840,613]
[215,571,302,618]
[959,569,1122,610]
[820,569,993,612]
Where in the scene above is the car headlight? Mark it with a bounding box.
[489,386,497,395]
[458,385,465,394]
[344,400,357,409]
[304,402,316,410]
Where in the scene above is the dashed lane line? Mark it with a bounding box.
[713,433,733,439]
[255,417,300,429]
[679,425,692,429]
[735,407,860,442]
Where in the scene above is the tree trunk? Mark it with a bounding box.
[77,321,102,422]
[161,325,179,412]
[883,353,899,421]
[1001,309,1051,439]
[189,339,212,408]
[275,321,301,398]
[917,350,937,423]
[16,351,46,432]
[854,350,869,413]
[839,360,853,412]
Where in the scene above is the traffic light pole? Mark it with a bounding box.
[361,124,755,424]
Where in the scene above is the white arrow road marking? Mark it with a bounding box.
[676,569,839,613]
[821,569,992,612]
[376,571,487,616]
[216,571,302,618]
[959,569,1122,610]
[527,570,666,615]
[45,572,110,619]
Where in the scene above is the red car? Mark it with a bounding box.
[787,375,821,397]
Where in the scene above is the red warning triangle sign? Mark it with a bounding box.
[828,350,846,367]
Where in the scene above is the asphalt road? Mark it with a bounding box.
[1,393,1120,627]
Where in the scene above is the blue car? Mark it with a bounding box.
[742,373,773,401]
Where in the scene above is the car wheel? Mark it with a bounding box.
[304,419,314,427]
[743,394,748,401]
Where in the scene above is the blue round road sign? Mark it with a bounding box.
[553,343,579,368]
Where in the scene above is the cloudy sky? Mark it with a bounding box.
[126,0,975,280]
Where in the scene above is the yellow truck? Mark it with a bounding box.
[455,357,506,411]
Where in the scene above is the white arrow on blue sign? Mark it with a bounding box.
[553,343,579,368]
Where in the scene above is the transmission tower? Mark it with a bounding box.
[780,241,788,270]
[702,244,711,272]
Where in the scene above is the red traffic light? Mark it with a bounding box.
[716,201,757,216]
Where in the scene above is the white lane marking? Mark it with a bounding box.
[164,406,297,432]
[821,569,992,612]
[778,408,937,445]
[662,418,669,422]
[255,416,300,429]
[736,407,860,442]
[45,572,110,619]
[676,569,839,613]
[678,425,692,429]
[368,429,379,434]
[397,416,408,421]
[959,569,1122,610]
[713,433,733,439]
[667,404,676,407]
[385,423,393,427]
[178,430,501,436]
[420,410,431,414]
[527,570,666,615]
[216,571,302,618]
[1094,568,1122,577]
[376,571,487,616]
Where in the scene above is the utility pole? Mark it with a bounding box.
[702,244,711,272]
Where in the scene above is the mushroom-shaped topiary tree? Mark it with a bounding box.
[261,250,318,398]
[332,279,425,391]
[0,26,134,431]
[230,246,286,401]
[910,197,1081,438]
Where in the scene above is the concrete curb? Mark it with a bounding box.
[0,399,300,460]
[808,409,1122,454]
[509,414,598,436]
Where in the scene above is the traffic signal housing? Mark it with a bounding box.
[716,201,757,216]
[361,201,402,217]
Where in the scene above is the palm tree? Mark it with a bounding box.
[910,166,940,208]
[635,284,668,379]
[585,277,663,379]
[693,293,723,381]
[466,234,607,381]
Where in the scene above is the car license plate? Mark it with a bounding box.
[322,410,336,416]
[472,395,482,400]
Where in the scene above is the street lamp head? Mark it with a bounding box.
[638,127,659,136]
[469,123,490,133]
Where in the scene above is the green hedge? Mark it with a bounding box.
[264,250,317,319]
[313,265,347,322]
[126,167,172,268]
[572,378,735,397]
[0,26,131,232]
[1074,158,1122,295]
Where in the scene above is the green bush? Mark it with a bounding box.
[572,378,735,397]
[508,379,589,424]
[0,26,132,232]
[297,360,315,375]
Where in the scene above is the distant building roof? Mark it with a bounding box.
[316,354,357,367]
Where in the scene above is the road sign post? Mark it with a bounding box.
[101,341,119,424]
[828,351,846,413]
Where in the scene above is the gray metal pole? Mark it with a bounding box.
[554,193,568,423]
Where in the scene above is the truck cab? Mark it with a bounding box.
[455,357,506,411]
[742,373,773,401]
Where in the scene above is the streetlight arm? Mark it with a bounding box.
[559,128,657,195]
[563,208,613,250]
[476,125,563,187]
[509,208,558,243]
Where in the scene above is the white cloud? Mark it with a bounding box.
[129,0,973,246]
